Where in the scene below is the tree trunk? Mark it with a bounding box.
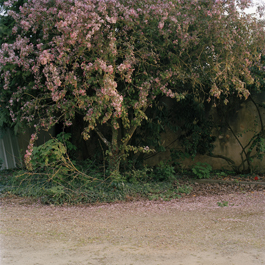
[108,153,121,175]
[108,124,121,175]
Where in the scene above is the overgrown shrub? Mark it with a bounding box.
[1,169,192,205]
[151,162,176,182]
[192,162,212,179]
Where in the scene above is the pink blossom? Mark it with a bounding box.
[0,0,264,173]
[158,22,164,29]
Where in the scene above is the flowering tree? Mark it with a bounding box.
[1,0,265,174]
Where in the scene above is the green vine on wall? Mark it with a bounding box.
[213,95,265,174]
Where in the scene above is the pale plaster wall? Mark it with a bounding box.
[144,92,265,172]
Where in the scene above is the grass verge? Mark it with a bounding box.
[0,169,192,205]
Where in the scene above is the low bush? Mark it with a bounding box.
[0,163,192,205]
[0,135,192,205]
[192,162,212,179]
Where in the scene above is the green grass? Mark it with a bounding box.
[0,169,192,205]
[217,201,229,207]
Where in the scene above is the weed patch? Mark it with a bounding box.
[192,162,212,179]
[217,201,229,207]
[0,167,192,205]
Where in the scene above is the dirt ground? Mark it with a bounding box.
[0,191,265,265]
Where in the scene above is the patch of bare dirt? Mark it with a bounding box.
[183,179,265,197]
[1,190,265,265]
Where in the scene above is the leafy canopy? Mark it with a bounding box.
[0,0,265,171]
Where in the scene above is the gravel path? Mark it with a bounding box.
[1,190,265,265]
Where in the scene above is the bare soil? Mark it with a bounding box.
[1,190,265,265]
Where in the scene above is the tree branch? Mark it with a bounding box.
[94,128,110,148]
[207,153,238,172]
[249,95,264,131]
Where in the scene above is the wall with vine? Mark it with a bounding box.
[142,91,265,174]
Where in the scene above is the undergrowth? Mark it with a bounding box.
[3,133,257,205]
[0,161,192,205]
[0,134,192,205]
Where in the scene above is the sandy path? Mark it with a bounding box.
[1,191,265,265]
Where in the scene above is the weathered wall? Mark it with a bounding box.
[144,92,265,172]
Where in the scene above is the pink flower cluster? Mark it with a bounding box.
[102,76,123,116]
[1,0,265,162]
[94,59,114,74]
[210,84,222,99]
[39,50,54,65]
[24,133,38,171]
